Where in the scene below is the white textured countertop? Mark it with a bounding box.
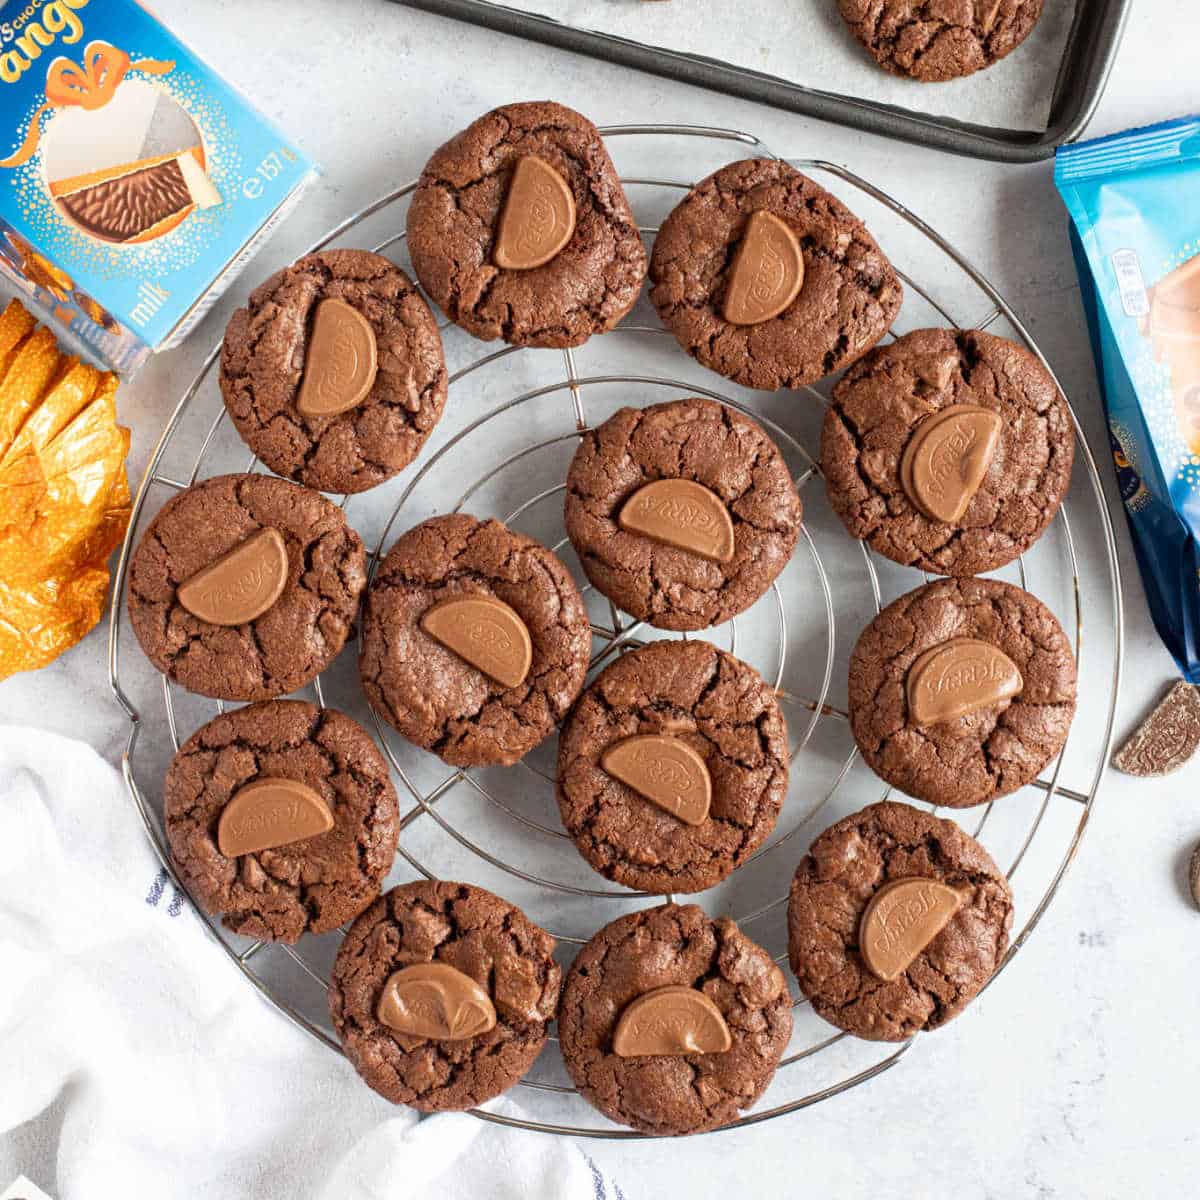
[3,2,1199,1195]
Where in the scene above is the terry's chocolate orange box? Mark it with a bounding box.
[0,0,317,372]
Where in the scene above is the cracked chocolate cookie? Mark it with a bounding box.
[556,640,789,893]
[128,473,367,701]
[359,513,591,766]
[164,700,399,943]
[406,100,647,348]
[219,249,448,495]
[649,158,901,391]
[848,577,1077,807]
[838,0,1045,83]
[821,328,1074,577]
[565,398,802,630]
[328,881,561,1110]
[788,801,1013,1041]
[558,903,793,1135]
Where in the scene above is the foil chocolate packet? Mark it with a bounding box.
[1056,116,1200,684]
[0,0,317,373]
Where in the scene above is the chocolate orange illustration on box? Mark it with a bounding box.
[1141,254,1200,457]
[1,41,222,245]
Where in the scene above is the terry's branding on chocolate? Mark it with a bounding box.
[0,0,316,372]
[601,734,712,826]
[176,528,289,626]
[377,962,497,1042]
[296,298,378,417]
[217,777,334,857]
[613,985,732,1057]
[618,478,735,562]
[859,878,964,981]
[906,636,1023,726]
[494,154,576,270]
[420,594,533,689]
[900,404,1002,524]
[723,209,804,326]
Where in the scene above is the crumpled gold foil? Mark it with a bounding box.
[0,299,130,680]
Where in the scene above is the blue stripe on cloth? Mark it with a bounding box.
[583,1152,607,1200]
[167,888,184,918]
[145,869,167,908]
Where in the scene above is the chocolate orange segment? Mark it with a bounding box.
[722,210,804,326]
[900,404,1002,524]
[176,528,288,626]
[617,478,735,563]
[217,777,333,857]
[613,985,732,1056]
[420,595,533,689]
[906,637,1023,726]
[858,878,965,981]
[377,962,497,1041]
[493,155,576,270]
[296,298,378,417]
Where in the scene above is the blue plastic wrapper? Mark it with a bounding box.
[1056,116,1200,684]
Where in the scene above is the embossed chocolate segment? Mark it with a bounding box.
[217,777,334,857]
[377,962,497,1041]
[617,479,735,563]
[1113,679,1200,777]
[859,878,965,981]
[722,210,805,326]
[493,155,576,270]
[420,595,533,689]
[906,637,1023,726]
[601,735,712,826]
[900,404,1002,524]
[613,985,732,1056]
[177,528,289,626]
[296,298,378,417]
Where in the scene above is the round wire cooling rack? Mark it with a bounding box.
[107,123,1125,1139]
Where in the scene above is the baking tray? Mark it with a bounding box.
[392,0,1129,162]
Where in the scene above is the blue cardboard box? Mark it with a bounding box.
[0,0,317,372]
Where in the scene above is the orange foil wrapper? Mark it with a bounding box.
[0,299,130,680]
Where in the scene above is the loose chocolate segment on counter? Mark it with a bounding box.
[612,985,733,1057]
[723,210,805,326]
[296,297,378,417]
[419,594,533,689]
[1112,679,1200,776]
[377,962,498,1042]
[899,404,1003,524]
[600,734,712,826]
[858,878,965,981]
[906,637,1024,726]
[216,776,334,857]
[617,478,736,563]
[493,155,577,270]
[175,527,289,627]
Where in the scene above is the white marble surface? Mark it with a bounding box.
[3,1,1199,1195]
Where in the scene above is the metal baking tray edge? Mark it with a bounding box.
[392,0,1130,163]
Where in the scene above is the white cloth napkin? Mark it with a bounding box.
[0,727,627,1200]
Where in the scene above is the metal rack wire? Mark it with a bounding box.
[107,124,1125,1138]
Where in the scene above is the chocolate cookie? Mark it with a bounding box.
[406,101,647,348]
[219,249,448,495]
[821,328,1074,577]
[556,640,789,893]
[558,903,793,1135]
[128,474,367,701]
[164,700,399,943]
[649,159,902,391]
[787,801,1013,1041]
[838,0,1045,82]
[328,881,561,1111]
[848,577,1077,808]
[359,513,591,766]
[565,398,802,630]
